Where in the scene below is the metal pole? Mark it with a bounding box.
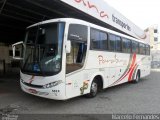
[0,0,7,14]
[3,59,5,75]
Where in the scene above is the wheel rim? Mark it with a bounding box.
[91,82,98,95]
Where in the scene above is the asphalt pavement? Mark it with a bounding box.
[0,70,160,114]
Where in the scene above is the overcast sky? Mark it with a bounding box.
[104,0,160,30]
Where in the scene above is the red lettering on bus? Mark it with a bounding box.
[87,1,99,13]
[100,11,108,18]
[75,0,86,6]
[74,0,109,19]
[98,55,127,65]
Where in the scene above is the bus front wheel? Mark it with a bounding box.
[86,79,98,98]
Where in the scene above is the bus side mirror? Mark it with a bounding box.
[66,40,71,53]
[12,41,24,60]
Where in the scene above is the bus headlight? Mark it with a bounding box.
[43,80,62,89]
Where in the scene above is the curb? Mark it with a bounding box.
[151,69,160,72]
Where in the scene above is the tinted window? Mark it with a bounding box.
[9,50,13,56]
[91,29,99,49]
[122,38,131,53]
[90,28,108,50]
[68,24,87,41]
[15,51,20,56]
[109,34,116,51]
[154,29,158,33]
[146,45,150,55]
[154,37,158,42]
[116,36,122,52]
[139,43,146,55]
[132,41,139,54]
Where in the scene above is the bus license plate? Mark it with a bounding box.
[28,89,37,94]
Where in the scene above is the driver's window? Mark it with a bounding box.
[66,24,88,74]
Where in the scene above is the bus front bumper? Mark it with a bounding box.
[20,81,67,100]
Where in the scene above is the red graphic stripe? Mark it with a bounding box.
[129,57,146,81]
[114,69,130,85]
[29,76,35,84]
[128,63,137,81]
[110,67,130,86]
[110,55,134,86]
[130,53,136,70]
[109,55,146,86]
[127,53,137,81]
[110,53,137,86]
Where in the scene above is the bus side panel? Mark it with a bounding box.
[65,70,91,99]
[136,55,151,78]
[85,51,116,88]
[65,70,106,99]
[113,53,131,86]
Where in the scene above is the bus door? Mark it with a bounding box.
[65,24,88,98]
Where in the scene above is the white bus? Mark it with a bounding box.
[12,18,150,100]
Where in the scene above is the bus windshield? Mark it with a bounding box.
[21,22,65,76]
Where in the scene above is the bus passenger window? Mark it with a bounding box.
[139,43,146,55]
[90,28,108,50]
[132,41,139,54]
[66,42,87,74]
[109,34,116,51]
[146,45,150,55]
[122,38,131,53]
[66,24,88,74]
[115,36,122,52]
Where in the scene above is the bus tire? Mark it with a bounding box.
[86,78,98,98]
[134,70,140,83]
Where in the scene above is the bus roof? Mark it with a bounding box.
[28,18,149,45]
